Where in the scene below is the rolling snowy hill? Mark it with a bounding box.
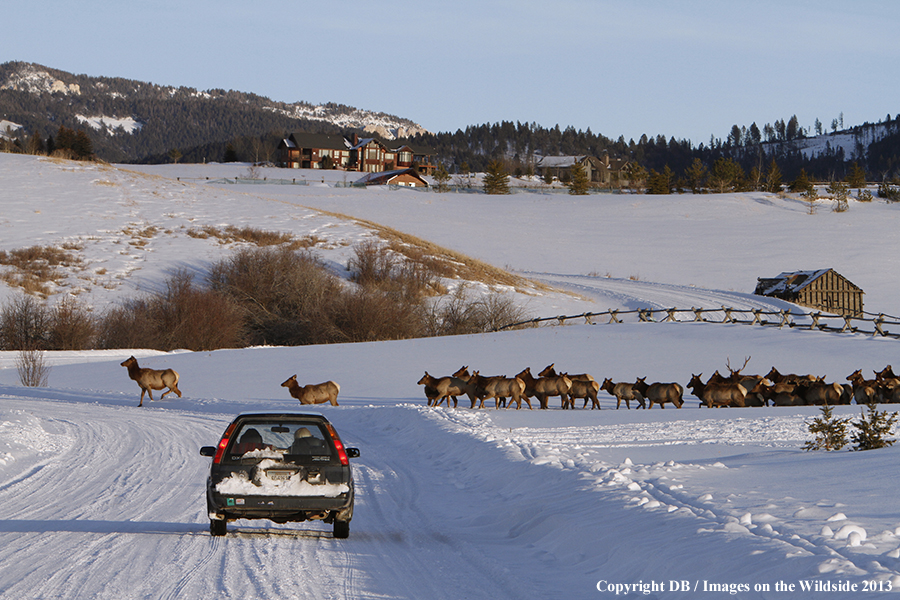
[2,155,900,599]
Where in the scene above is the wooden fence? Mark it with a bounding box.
[496,307,900,338]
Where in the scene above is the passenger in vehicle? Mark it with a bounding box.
[233,428,264,454]
[290,427,325,454]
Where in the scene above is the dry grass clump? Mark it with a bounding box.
[0,245,83,297]
[186,224,301,248]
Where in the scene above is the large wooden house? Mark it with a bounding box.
[754,269,864,317]
[278,132,436,175]
[278,133,350,169]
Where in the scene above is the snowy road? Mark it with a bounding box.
[0,399,576,599]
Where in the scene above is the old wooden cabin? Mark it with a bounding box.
[754,269,864,317]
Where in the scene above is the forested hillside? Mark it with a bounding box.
[2,61,899,188]
[407,117,900,184]
[0,62,424,163]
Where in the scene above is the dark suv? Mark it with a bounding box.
[200,412,360,538]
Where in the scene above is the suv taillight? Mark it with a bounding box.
[213,422,237,464]
[325,423,349,466]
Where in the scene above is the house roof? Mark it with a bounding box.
[355,168,428,186]
[288,132,349,150]
[535,155,589,168]
[755,269,862,296]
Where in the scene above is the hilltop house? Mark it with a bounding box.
[754,269,864,317]
[278,132,435,175]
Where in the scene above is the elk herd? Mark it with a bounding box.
[416,359,900,410]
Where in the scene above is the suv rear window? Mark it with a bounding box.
[224,421,333,464]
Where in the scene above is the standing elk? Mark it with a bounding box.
[600,378,646,409]
[416,372,476,408]
[516,367,572,410]
[281,375,340,406]
[847,369,882,405]
[469,371,531,409]
[687,373,748,408]
[633,377,684,409]
[120,355,182,407]
[538,364,599,409]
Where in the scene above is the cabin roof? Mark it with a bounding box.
[755,269,862,296]
[355,168,428,186]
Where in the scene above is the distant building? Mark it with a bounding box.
[278,133,350,169]
[534,153,631,186]
[754,269,863,317]
[278,132,435,175]
[355,168,429,188]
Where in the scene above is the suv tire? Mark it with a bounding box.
[333,520,349,539]
[210,519,227,537]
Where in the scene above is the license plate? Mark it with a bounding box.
[266,469,295,481]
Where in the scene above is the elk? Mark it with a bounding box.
[416,372,476,408]
[875,365,898,381]
[765,366,816,385]
[538,364,595,382]
[600,378,645,409]
[516,367,572,410]
[566,378,601,409]
[538,364,599,408]
[281,375,340,406]
[847,369,882,405]
[795,379,846,405]
[632,377,683,409]
[120,355,181,407]
[687,373,748,408]
[469,371,530,409]
[873,365,900,403]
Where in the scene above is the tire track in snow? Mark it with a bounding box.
[522,272,796,314]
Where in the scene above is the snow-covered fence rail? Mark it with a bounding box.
[495,307,900,338]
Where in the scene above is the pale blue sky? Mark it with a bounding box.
[3,1,899,143]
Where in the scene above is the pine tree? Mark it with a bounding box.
[846,162,867,189]
[827,180,850,212]
[566,162,590,195]
[433,164,451,192]
[646,165,674,194]
[803,404,850,451]
[789,168,814,194]
[684,158,708,194]
[708,158,744,193]
[850,401,898,451]
[482,159,510,195]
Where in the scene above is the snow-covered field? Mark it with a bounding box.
[2,154,900,599]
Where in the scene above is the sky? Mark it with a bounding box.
[3,0,900,144]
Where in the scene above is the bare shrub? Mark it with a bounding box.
[97,298,157,350]
[349,240,441,300]
[426,287,528,336]
[16,348,50,387]
[209,246,342,346]
[349,240,397,287]
[0,296,50,350]
[330,288,427,342]
[468,292,529,332]
[98,270,245,351]
[49,296,97,350]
